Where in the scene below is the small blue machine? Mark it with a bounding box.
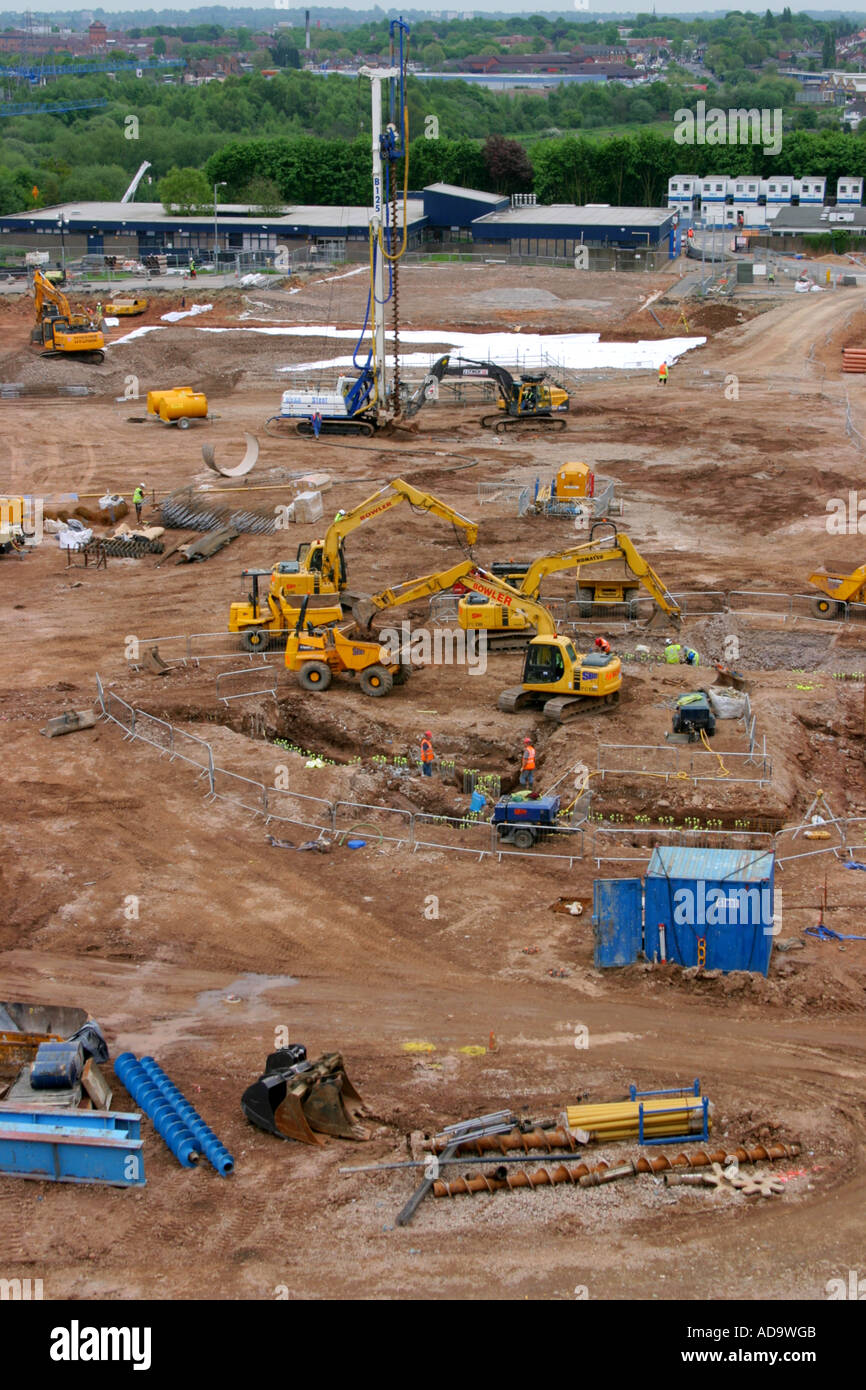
[492,794,563,849]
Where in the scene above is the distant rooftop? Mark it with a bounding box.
[423,183,505,205]
[1,199,425,230]
[471,204,673,229]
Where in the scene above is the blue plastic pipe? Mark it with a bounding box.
[114,1052,199,1168]
[138,1056,234,1177]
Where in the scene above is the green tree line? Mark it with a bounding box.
[1,60,865,215]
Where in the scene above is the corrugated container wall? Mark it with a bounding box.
[644,846,774,976]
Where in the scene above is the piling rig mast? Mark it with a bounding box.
[270,19,422,438]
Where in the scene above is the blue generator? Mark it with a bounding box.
[492,794,562,849]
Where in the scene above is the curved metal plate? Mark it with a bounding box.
[202,433,259,478]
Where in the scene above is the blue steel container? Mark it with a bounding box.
[644,846,775,976]
[593,878,643,968]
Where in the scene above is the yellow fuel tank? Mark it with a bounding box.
[147,387,208,424]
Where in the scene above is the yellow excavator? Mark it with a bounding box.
[30,268,105,363]
[302,563,623,721]
[456,528,681,648]
[228,478,478,648]
[442,358,570,433]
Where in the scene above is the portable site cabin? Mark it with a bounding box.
[837,176,864,205]
[667,175,698,218]
[730,176,766,229]
[593,846,775,975]
[699,176,728,226]
[798,176,826,206]
[765,177,794,222]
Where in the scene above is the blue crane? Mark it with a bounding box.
[2,58,182,81]
[0,97,108,117]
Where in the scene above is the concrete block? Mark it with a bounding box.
[293,490,324,524]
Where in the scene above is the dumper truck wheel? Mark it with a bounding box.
[359,664,393,697]
[576,586,594,619]
[811,597,840,619]
[241,628,270,652]
[392,663,411,686]
[298,661,332,691]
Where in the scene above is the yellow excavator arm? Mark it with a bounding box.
[517,532,681,619]
[317,478,478,585]
[351,560,558,636]
[33,267,73,323]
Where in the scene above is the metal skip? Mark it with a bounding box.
[0,1109,145,1186]
[202,433,259,478]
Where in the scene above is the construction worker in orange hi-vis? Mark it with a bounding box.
[658,361,669,386]
[594,636,611,655]
[420,731,435,778]
[520,736,536,790]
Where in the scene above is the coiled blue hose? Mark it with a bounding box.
[139,1056,234,1177]
[114,1052,199,1168]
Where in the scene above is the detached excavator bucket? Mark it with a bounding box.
[301,1068,367,1140]
[241,1071,324,1145]
[241,1052,368,1145]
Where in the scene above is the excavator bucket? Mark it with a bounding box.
[345,591,377,630]
[241,1072,323,1145]
[644,606,680,633]
[241,1052,368,1145]
[301,1070,367,1139]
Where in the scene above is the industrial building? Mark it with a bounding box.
[421,183,509,234]
[0,188,680,266]
[668,174,861,229]
[0,198,428,263]
[469,203,679,260]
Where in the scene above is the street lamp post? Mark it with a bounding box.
[213,181,227,271]
[56,213,69,279]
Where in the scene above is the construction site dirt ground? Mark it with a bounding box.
[2,261,866,1302]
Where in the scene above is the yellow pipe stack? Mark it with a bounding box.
[565,1097,711,1143]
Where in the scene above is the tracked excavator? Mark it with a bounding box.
[347,562,623,722]
[30,268,105,363]
[457,527,681,649]
[441,357,570,433]
[227,477,478,649]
